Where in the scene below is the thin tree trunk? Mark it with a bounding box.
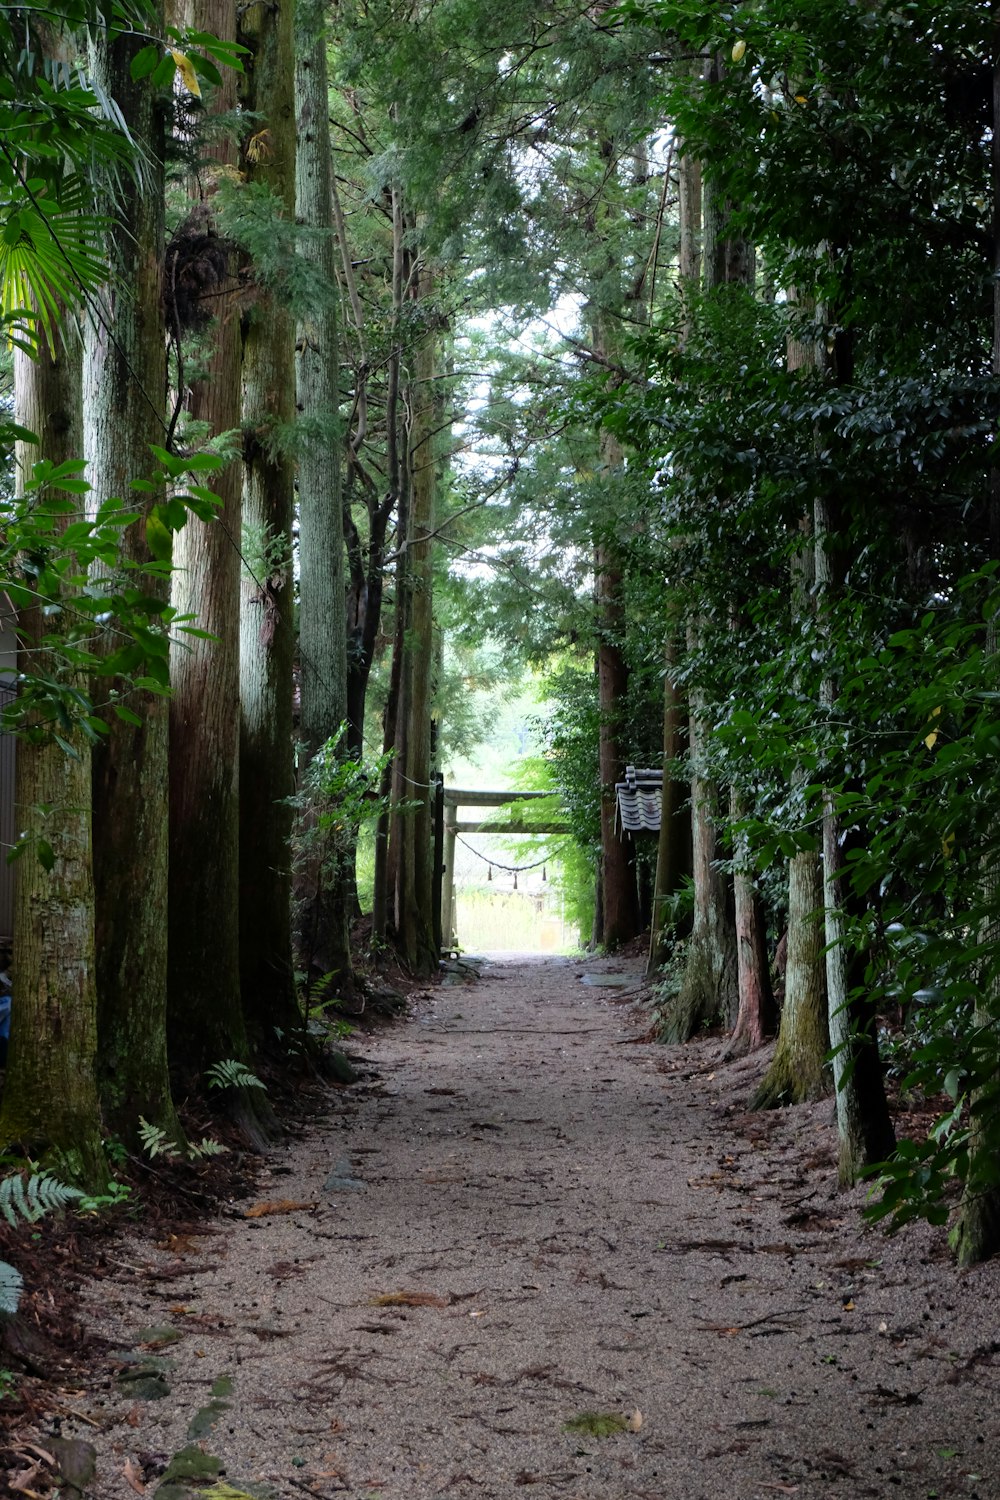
[814,495,895,1181]
[722,783,776,1059]
[595,534,640,949]
[753,307,831,1108]
[666,121,741,1035]
[648,145,699,977]
[83,14,180,1144]
[370,189,407,942]
[0,330,107,1186]
[647,631,690,974]
[390,264,438,974]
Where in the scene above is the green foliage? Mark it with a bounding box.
[0,444,224,783]
[137,1117,181,1159]
[0,1171,83,1227]
[292,728,403,927]
[77,1179,133,1212]
[0,1262,22,1318]
[570,0,1000,1232]
[205,1060,265,1093]
[138,1116,227,1162]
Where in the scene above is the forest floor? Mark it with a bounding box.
[9,952,1000,1500]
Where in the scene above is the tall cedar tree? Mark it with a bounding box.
[83,9,182,1145]
[236,0,300,1037]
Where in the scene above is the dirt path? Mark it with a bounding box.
[73,955,1000,1499]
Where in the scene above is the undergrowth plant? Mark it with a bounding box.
[138,1117,228,1162]
[205,1059,265,1092]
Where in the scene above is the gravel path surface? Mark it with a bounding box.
[75,954,1000,1500]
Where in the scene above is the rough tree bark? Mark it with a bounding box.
[647,631,690,975]
[168,0,256,1102]
[82,11,181,1144]
[648,144,699,977]
[753,316,830,1109]
[722,780,776,1060]
[0,330,107,1185]
[237,0,300,1037]
[389,263,438,974]
[371,187,408,943]
[659,644,738,1042]
[751,846,828,1106]
[594,529,640,950]
[662,116,743,1039]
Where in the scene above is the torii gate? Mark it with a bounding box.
[438,787,569,953]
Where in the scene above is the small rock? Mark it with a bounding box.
[49,1436,96,1494]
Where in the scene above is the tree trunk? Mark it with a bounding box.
[815,496,894,1181]
[753,309,832,1108]
[647,631,690,974]
[390,264,438,974]
[648,145,699,977]
[82,14,180,1145]
[168,0,253,1089]
[371,190,408,944]
[0,332,107,1186]
[721,784,776,1059]
[659,658,738,1041]
[665,134,742,1036]
[595,537,640,949]
[751,847,829,1106]
[237,0,300,1038]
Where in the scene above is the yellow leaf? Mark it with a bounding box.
[942,832,956,859]
[843,1299,855,1312]
[246,129,271,163]
[931,705,942,718]
[731,39,747,63]
[924,730,938,751]
[794,93,808,104]
[170,50,202,97]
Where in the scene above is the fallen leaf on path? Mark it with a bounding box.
[19,1446,56,1467]
[244,1199,317,1217]
[627,1409,643,1432]
[370,1290,448,1308]
[10,1462,45,1496]
[123,1458,147,1495]
[156,1234,203,1254]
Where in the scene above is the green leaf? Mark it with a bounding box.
[130,44,161,81]
[145,511,173,562]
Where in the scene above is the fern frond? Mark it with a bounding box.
[137,1117,181,1160]
[0,1260,22,1317]
[206,1059,265,1092]
[188,1137,228,1159]
[0,1172,84,1228]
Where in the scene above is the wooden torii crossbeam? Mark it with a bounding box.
[439,787,569,952]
